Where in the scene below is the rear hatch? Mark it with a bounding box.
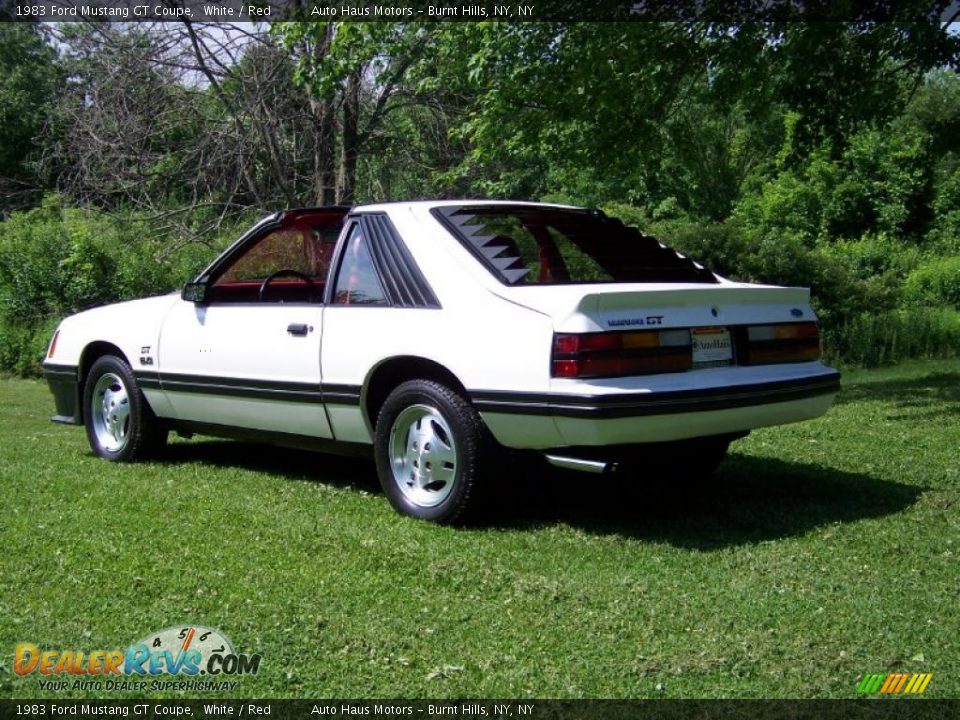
[494,281,820,378]
[495,281,813,332]
[428,201,821,376]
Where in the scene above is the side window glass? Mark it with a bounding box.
[211,226,336,303]
[219,229,314,282]
[333,226,388,306]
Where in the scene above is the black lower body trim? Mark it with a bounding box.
[132,371,362,406]
[155,378,323,403]
[167,420,371,457]
[43,363,82,425]
[470,372,841,419]
[320,383,362,406]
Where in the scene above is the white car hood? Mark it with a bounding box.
[66,292,182,326]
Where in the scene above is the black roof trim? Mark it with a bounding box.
[278,205,354,220]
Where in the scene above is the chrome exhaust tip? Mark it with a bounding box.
[544,454,619,474]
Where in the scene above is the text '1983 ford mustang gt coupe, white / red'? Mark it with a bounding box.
[43,201,840,523]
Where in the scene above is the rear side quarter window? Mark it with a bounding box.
[332,225,389,306]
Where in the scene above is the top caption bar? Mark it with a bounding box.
[1,0,960,22]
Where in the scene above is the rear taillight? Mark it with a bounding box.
[47,329,60,359]
[551,329,692,378]
[744,322,820,364]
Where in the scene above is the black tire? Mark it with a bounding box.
[678,436,732,480]
[616,436,733,486]
[83,354,168,462]
[373,379,494,524]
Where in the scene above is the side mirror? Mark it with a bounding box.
[181,282,209,304]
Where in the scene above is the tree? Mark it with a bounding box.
[0,23,61,211]
[464,20,955,206]
[49,22,324,237]
[275,22,436,203]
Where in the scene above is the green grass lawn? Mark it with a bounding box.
[1,361,958,699]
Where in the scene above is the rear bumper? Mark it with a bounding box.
[473,373,840,419]
[43,363,82,425]
[474,370,840,449]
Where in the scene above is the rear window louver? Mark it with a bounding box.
[432,205,718,286]
[438,207,530,284]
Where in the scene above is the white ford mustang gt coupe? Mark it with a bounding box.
[43,201,840,522]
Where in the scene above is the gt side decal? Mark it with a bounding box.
[133,371,361,406]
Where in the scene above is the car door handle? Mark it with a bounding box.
[286,323,310,336]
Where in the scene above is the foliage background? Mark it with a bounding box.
[1,18,959,373]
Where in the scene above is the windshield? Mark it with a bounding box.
[432,205,718,286]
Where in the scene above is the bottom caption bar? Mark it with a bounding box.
[2,701,959,720]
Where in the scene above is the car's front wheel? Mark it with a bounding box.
[84,355,167,461]
[374,380,492,523]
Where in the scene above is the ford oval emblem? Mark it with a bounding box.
[791,308,803,318]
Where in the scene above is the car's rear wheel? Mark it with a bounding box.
[677,436,732,479]
[613,436,734,484]
[374,379,492,523]
[84,355,167,461]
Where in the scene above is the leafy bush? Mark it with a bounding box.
[926,165,960,252]
[816,233,921,315]
[0,315,60,377]
[0,196,221,375]
[732,170,822,245]
[903,256,960,308]
[823,308,960,367]
[0,197,117,326]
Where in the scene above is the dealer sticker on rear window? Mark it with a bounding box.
[692,326,733,366]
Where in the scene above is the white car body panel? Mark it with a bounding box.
[47,294,178,367]
[43,200,840,461]
[157,302,331,437]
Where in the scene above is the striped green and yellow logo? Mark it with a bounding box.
[857,672,933,695]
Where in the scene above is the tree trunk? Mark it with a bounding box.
[305,23,337,207]
[311,95,337,206]
[337,71,360,204]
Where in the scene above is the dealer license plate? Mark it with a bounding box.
[692,326,733,366]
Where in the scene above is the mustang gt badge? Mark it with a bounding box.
[607,316,665,328]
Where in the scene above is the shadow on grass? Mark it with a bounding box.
[157,439,380,494]
[489,453,923,549]
[153,438,922,549]
[838,371,960,420]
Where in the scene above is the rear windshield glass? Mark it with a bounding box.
[432,205,717,285]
